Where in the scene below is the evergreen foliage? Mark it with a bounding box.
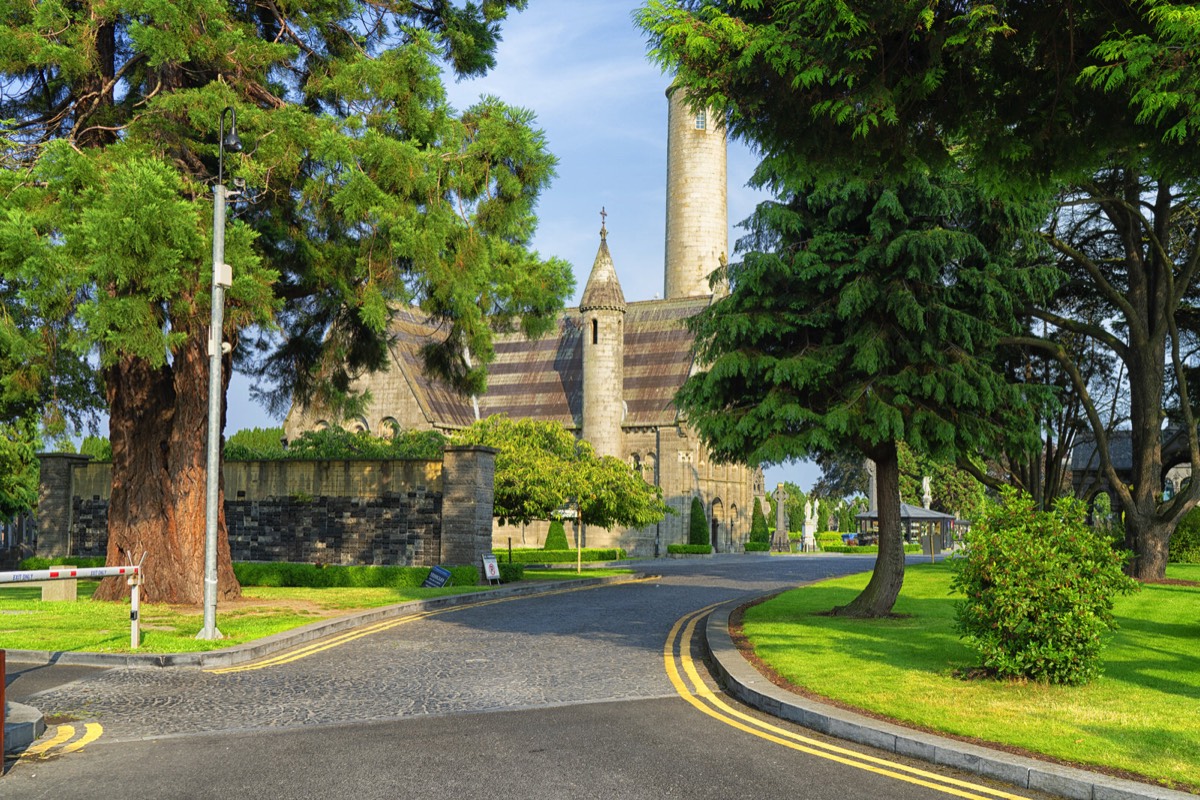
[0,0,568,602]
[669,171,1053,617]
[543,520,569,551]
[0,422,37,521]
[951,490,1139,684]
[638,0,1200,579]
[750,498,770,544]
[688,496,710,546]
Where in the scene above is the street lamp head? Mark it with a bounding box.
[222,120,242,154]
[217,106,242,185]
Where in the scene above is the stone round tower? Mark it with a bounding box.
[580,219,626,459]
[664,86,728,300]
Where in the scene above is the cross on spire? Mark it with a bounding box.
[600,206,608,241]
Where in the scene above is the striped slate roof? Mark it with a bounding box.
[388,296,710,431]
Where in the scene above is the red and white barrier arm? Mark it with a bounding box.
[0,565,141,583]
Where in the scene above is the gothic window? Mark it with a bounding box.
[695,110,706,130]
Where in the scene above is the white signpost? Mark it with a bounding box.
[482,554,501,585]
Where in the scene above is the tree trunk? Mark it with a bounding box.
[94,333,241,604]
[1125,516,1172,581]
[833,440,905,618]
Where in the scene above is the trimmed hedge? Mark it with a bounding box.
[496,563,525,583]
[668,543,713,555]
[816,532,844,549]
[19,558,516,587]
[543,520,570,550]
[233,562,482,588]
[820,544,923,554]
[496,548,625,564]
[19,557,107,570]
[743,541,771,552]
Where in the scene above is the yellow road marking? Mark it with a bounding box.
[58,723,103,754]
[209,576,655,674]
[665,608,1033,800]
[21,724,75,757]
[16,722,103,760]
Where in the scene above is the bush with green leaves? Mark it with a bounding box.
[743,541,770,552]
[543,520,570,550]
[951,489,1139,685]
[499,548,624,564]
[225,426,447,461]
[816,532,844,550]
[224,427,288,460]
[1170,507,1200,564]
[750,497,770,544]
[688,496,710,547]
[78,435,113,462]
[668,543,713,555]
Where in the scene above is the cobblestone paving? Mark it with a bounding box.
[25,556,872,741]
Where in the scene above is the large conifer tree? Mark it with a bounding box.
[675,172,1053,616]
[0,1,571,602]
[639,0,1200,580]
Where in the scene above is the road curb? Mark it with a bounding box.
[704,599,1195,800]
[5,573,645,670]
[3,701,44,754]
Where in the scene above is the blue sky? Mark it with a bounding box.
[227,1,821,491]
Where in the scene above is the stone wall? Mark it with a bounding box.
[36,451,496,568]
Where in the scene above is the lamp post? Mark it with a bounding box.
[198,106,241,640]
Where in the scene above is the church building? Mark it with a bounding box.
[285,88,765,556]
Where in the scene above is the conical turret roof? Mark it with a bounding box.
[579,223,626,313]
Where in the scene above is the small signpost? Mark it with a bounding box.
[482,554,501,586]
[421,565,453,588]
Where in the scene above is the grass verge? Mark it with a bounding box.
[0,569,632,655]
[741,562,1200,792]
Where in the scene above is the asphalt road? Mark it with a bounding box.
[3,555,1052,800]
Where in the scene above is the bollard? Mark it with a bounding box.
[128,573,142,649]
[1,649,6,756]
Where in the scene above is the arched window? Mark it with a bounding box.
[592,318,598,344]
[695,110,706,130]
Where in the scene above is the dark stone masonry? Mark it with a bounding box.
[37,448,496,568]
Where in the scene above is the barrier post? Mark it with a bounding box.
[128,572,142,649]
[2,648,6,756]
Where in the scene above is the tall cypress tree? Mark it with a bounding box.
[688,496,710,547]
[749,498,769,544]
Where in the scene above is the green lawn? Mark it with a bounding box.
[0,570,633,654]
[742,562,1200,792]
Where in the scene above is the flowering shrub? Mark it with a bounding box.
[950,489,1138,685]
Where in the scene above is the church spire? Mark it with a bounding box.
[580,208,626,313]
[580,210,625,460]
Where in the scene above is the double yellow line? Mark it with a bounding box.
[665,606,1032,800]
[208,577,654,675]
[15,723,103,760]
